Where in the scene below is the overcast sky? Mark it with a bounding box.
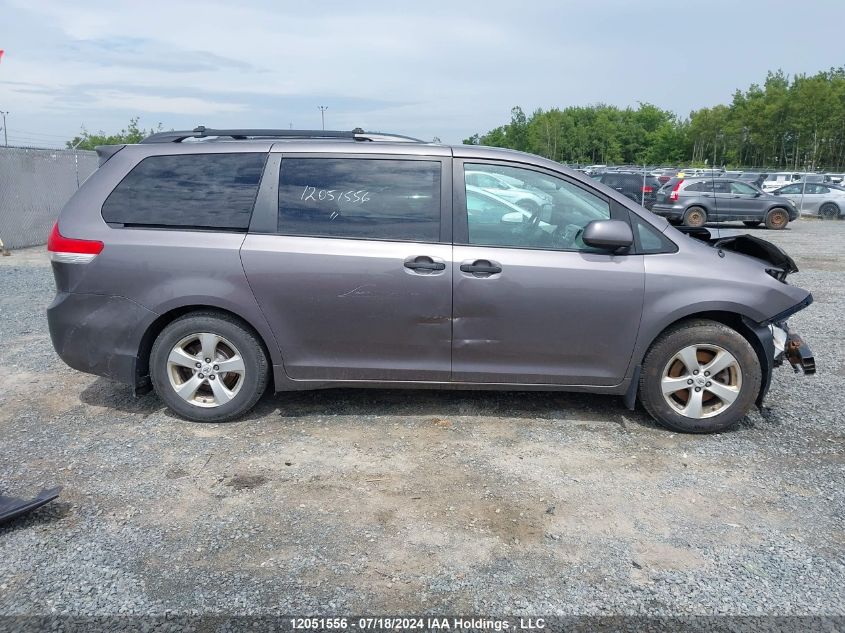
[1,0,843,148]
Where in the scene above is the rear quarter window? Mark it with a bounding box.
[102,153,267,230]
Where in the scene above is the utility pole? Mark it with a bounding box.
[318,105,328,130]
[0,111,7,146]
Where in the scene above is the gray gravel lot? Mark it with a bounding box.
[0,220,843,617]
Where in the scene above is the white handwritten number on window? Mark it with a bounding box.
[300,186,371,203]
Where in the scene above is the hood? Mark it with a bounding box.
[676,227,798,277]
[712,234,798,275]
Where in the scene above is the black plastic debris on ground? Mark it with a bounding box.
[0,486,61,525]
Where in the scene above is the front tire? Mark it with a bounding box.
[639,320,761,433]
[765,208,789,230]
[150,312,269,422]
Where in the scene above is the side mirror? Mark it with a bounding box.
[582,219,634,252]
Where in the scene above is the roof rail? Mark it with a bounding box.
[139,126,423,144]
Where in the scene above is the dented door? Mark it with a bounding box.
[451,246,644,385]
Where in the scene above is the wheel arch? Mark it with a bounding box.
[134,304,278,393]
[820,200,843,216]
[766,204,792,215]
[631,309,772,408]
[680,204,708,228]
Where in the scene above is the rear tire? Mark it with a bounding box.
[150,311,269,422]
[742,221,761,227]
[819,203,840,220]
[639,320,761,434]
[683,206,707,228]
[764,208,789,230]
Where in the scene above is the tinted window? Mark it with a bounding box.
[684,181,710,192]
[464,163,610,251]
[778,184,802,194]
[102,153,266,230]
[277,158,440,242]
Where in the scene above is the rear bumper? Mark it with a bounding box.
[47,292,157,386]
[651,204,684,220]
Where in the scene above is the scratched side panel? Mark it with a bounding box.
[241,235,452,381]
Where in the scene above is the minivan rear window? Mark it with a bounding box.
[102,153,267,230]
[277,158,441,242]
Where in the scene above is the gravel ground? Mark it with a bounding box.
[0,220,843,618]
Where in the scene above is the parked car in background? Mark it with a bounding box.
[762,172,801,192]
[824,173,844,184]
[678,169,723,179]
[656,168,679,185]
[46,126,815,433]
[465,170,552,212]
[652,177,798,229]
[802,174,827,184]
[598,171,660,209]
[773,182,845,218]
[737,172,767,188]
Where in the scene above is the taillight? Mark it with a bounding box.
[669,179,684,202]
[641,186,654,193]
[47,222,103,264]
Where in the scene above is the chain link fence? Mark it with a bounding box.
[0,147,98,250]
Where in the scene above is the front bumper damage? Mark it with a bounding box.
[771,323,816,375]
[743,295,815,407]
[749,319,815,407]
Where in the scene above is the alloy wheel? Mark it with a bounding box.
[661,344,742,419]
[166,332,245,408]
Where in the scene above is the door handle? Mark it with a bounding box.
[460,260,502,275]
[404,255,446,272]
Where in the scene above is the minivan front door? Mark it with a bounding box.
[452,162,645,386]
[241,154,453,382]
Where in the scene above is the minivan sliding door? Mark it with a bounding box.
[241,153,453,382]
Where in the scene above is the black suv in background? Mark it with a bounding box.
[598,171,660,209]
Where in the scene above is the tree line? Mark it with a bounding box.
[67,118,162,151]
[463,68,845,171]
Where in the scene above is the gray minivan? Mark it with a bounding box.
[47,128,815,433]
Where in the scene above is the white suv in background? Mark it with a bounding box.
[762,172,800,192]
